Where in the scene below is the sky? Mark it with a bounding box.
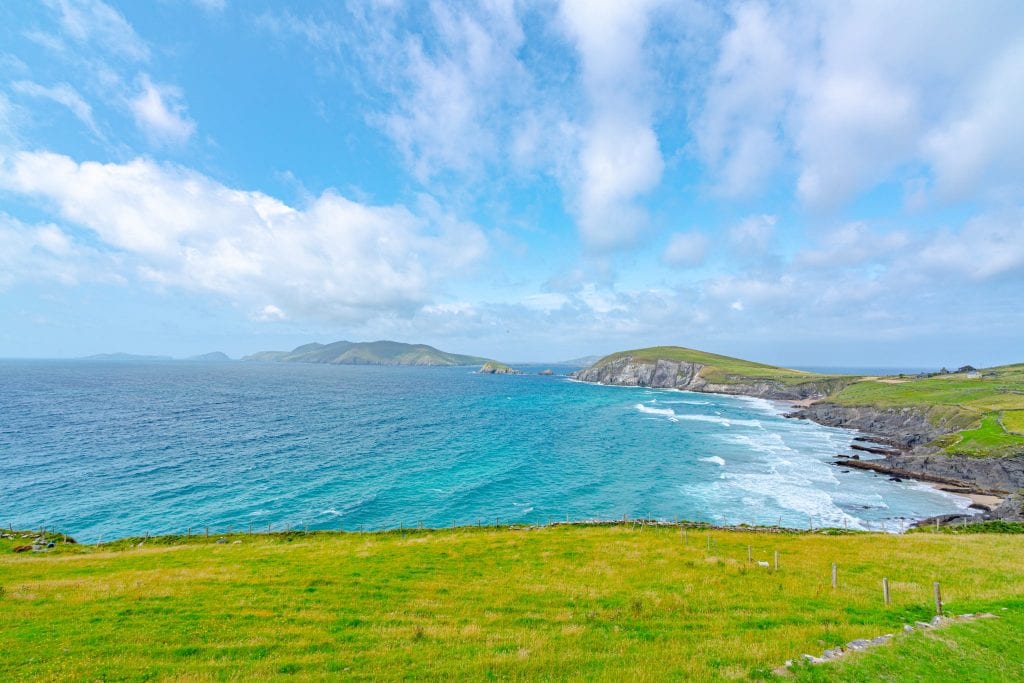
[0,0,1022,366]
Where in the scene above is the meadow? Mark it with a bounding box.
[3,524,1023,680]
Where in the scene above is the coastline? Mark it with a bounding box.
[574,379,977,528]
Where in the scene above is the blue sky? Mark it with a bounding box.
[0,0,1022,366]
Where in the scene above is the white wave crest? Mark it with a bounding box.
[700,456,726,466]
[635,403,676,417]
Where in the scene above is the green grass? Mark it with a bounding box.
[594,346,852,387]
[3,525,1024,680]
[827,364,1024,457]
[791,602,1024,682]
[950,414,1024,457]
[1002,410,1024,435]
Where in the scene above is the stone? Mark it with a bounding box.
[903,624,914,632]
[12,545,32,553]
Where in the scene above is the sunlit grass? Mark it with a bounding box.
[3,525,1023,680]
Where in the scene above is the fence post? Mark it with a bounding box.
[205,527,209,538]
[187,527,191,538]
[934,582,943,616]
[774,550,779,571]
[747,545,752,562]
[883,578,890,606]
[831,563,837,589]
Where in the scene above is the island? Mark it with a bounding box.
[243,340,491,366]
[478,361,523,375]
[187,351,232,362]
[573,346,1024,521]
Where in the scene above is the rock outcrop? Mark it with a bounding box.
[479,362,522,375]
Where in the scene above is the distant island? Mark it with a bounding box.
[187,352,232,362]
[573,346,1024,521]
[243,340,492,367]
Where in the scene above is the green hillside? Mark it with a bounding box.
[827,364,1024,457]
[242,340,490,366]
[592,346,852,386]
[2,525,1023,680]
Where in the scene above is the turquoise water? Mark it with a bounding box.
[0,361,972,541]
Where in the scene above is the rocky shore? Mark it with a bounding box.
[572,356,1024,522]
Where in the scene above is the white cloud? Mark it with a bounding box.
[521,292,570,312]
[129,75,196,145]
[560,0,664,250]
[695,2,797,197]
[190,0,226,12]
[253,304,286,322]
[662,231,708,267]
[696,1,1024,208]
[729,214,775,254]
[796,222,910,269]
[918,208,1024,280]
[45,0,150,61]
[346,1,530,182]
[0,151,489,322]
[11,80,100,136]
[0,212,117,289]
[923,42,1024,200]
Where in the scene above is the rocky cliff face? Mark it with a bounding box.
[787,403,948,449]
[570,357,844,400]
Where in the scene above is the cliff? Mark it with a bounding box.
[571,352,852,400]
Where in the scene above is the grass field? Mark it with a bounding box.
[828,364,1024,457]
[3,525,1023,680]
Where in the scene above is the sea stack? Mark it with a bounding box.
[479,361,523,375]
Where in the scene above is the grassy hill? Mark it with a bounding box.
[590,346,851,387]
[827,364,1024,457]
[2,525,1023,680]
[242,340,490,366]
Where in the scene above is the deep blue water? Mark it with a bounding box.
[0,361,972,541]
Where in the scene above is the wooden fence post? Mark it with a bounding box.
[883,578,890,606]
[934,582,943,616]
[831,563,837,589]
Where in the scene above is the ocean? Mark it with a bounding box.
[0,360,972,542]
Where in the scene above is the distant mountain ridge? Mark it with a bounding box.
[243,340,491,367]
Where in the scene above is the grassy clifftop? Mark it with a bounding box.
[591,346,850,386]
[2,525,1023,680]
[828,364,1024,457]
